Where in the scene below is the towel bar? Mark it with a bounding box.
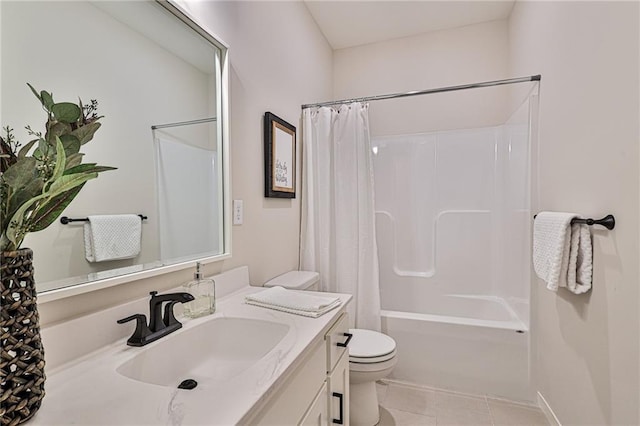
[60,215,147,225]
[533,214,615,230]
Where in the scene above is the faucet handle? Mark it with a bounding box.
[117,314,151,347]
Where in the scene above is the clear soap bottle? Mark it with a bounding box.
[183,262,215,318]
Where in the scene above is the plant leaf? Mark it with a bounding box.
[18,139,38,158]
[59,134,81,156]
[65,153,84,170]
[2,157,38,189]
[41,91,54,111]
[48,172,98,195]
[51,102,81,123]
[48,137,66,186]
[70,122,101,145]
[26,83,42,103]
[6,191,49,245]
[64,163,116,175]
[3,179,44,231]
[29,183,85,232]
[37,138,48,156]
[7,172,98,245]
[0,136,17,173]
[47,122,72,140]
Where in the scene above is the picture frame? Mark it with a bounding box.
[264,112,296,198]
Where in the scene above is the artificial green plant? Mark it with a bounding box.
[0,84,115,252]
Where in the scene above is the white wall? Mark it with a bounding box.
[179,0,333,284]
[509,2,640,424]
[36,1,332,325]
[333,20,511,136]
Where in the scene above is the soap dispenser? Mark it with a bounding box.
[182,262,215,318]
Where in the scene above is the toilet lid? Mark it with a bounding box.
[348,329,396,361]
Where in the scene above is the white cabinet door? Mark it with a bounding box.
[250,341,327,425]
[300,383,328,426]
[327,351,350,426]
[325,313,350,373]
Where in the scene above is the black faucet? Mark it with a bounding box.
[117,291,195,347]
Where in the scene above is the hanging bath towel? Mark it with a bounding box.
[84,214,142,262]
[533,212,593,294]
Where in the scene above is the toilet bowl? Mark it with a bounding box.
[264,271,398,426]
[348,328,397,426]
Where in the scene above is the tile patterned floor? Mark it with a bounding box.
[377,380,549,426]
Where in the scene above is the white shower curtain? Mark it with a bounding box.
[300,103,381,331]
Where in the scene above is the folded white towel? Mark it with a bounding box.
[533,212,593,294]
[245,286,341,318]
[84,214,142,262]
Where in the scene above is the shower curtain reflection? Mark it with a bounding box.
[153,119,221,264]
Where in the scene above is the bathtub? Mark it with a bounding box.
[381,294,533,402]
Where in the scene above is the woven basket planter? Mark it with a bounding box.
[0,248,46,426]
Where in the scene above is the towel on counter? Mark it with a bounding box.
[84,214,142,262]
[533,212,593,294]
[245,286,341,318]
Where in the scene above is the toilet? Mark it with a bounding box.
[348,328,397,425]
[264,271,397,426]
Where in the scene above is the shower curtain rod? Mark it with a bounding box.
[151,116,217,130]
[301,75,541,109]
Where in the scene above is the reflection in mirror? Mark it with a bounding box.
[153,117,221,263]
[1,1,228,294]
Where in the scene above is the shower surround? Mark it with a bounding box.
[372,96,535,401]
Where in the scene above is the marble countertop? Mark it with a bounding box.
[30,286,351,425]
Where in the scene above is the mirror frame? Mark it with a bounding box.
[38,0,231,303]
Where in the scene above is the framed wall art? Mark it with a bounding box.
[264,112,296,198]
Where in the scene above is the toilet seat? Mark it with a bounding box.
[348,329,397,365]
[349,354,397,373]
[350,349,397,364]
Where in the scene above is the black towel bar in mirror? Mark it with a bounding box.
[533,214,615,230]
[60,214,148,225]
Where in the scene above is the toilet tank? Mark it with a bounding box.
[264,271,320,291]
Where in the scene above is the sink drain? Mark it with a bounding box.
[178,379,198,390]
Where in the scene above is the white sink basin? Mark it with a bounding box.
[116,317,290,387]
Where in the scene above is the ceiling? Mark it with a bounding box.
[303,1,516,50]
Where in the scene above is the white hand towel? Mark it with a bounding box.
[245,286,341,318]
[533,212,593,294]
[566,223,593,294]
[84,214,142,262]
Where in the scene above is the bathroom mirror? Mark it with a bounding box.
[0,0,230,297]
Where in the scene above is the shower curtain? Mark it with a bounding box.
[300,103,381,331]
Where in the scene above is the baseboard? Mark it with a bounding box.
[537,392,561,426]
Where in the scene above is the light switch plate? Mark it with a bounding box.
[233,199,243,225]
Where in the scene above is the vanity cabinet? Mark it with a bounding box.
[327,351,350,425]
[326,313,350,426]
[250,312,350,426]
[300,383,328,426]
